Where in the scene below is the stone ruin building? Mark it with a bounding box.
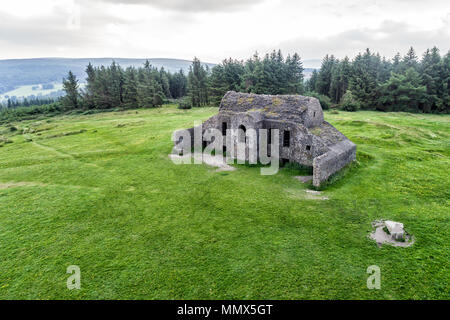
[174,91,356,187]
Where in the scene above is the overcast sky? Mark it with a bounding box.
[0,0,449,66]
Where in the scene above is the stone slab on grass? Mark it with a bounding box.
[370,220,414,247]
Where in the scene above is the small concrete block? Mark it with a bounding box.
[385,220,405,240]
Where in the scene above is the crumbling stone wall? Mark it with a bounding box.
[312,140,356,187]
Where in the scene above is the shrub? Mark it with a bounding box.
[153,93,164,107]
[340,90,360,112]
[177,99,192,110]
[0,102,64,124]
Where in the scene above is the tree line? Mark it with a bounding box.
[181,47,449,113]
[306,47,450,113]
[61,61,188,110]
[58,50,305,111]
[188,51,304,107]
[2,47,449,114]
[1,97,57,109]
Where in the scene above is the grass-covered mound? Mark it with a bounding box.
[0,106,448,299]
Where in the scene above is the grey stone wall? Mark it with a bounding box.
[302,97,324,128]
[174,91,356,187]
[312,140,356,187]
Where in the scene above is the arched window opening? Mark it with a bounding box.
[238,125,247,143]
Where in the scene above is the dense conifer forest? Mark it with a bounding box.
[1,47,449,114]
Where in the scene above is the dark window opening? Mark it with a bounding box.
[306,145,311,151]
[223,145,227,154]
[283,130,290,147]
[268,128,272,144]
[238,125,247,143]
[202,140,207,149]
[313,111,316,117]
[222,122,227,136]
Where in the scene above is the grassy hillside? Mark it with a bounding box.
[0,106,448,299]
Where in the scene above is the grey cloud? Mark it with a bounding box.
[306,0,450,18]
[0,14,91,47]
[0,4,127,56]
[273,20,450,60]
[98,0,265,13]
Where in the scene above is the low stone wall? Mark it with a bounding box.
[312,140,356,187]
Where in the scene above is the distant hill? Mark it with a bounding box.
[303,68,316,80]
[302,59,321,80]
[0,58,216,94]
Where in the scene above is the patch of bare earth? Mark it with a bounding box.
[285,188,329,200]
[169,154,236,172]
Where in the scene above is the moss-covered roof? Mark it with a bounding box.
[219,91,312,117]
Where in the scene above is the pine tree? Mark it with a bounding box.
[329,57,351,104]
[84,63,96,109]
[379,57,392,83]
[242,52,260,92]
[137,63,156,108]
[306,69,318,93]
[315,55,337,96]
[122,67,139,108]
[187,57,210,107]
[329,59,342,103]
[62,71,80,109]
[94,66,112,109]
[108,61,124,107]
[402,46,419,71]
[349,49,381,108]
[159,67,172,99]
[378,68,427,112]
[169,70,188,99]
[420,47,443,112]
[440,50,450,113]
[392,52,402,74]
[209,65,229,106]
[209,58,245,105]
[285,52,304,94]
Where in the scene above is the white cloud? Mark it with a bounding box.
[0,0,59,18]
[99,0,266,12]
[0,0,448,61]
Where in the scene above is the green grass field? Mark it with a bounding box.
[0,106,448,299]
